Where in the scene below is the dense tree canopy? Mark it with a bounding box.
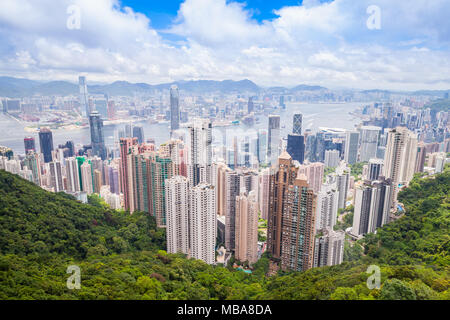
[0,169,448,300]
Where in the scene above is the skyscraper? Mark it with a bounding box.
[79,76,89,117]
[247,97,254,114]
[235,191,259,264]
[190,183,216,265]
[49,161,64,192]
[132,125,145,144]
[39,128,54,163]
[352,177,392,236]
[257,130,267,164]
[267,151,299,260]
[287,134,305,164]
[414,142,426,173]
[324,149,340,168]
[359,126,381,162]
[293,113,303,135]
[314,228,345,268]
[165,176,190,255]
[316,182,339,231]
[280,174,317,272]
[383,127,418,208]
[368,158,383,181]
[80,162,93,195]
[267,115,280,165]
[298,162,324,194]
[23,152,41,186]
[120,138,138,212]
[189,119,212,187]
[170,85,180,134]
[225,170,240,252]
[24,137,35,154]
[89,111,107,160]
[344,131,359,165]
[66,157,80,192]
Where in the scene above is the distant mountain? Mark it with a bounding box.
[290,84,328,92]
[0,77,261,97]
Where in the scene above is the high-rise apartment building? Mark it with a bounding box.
[359,126,381,162]
[119,138,138,212]
[267,151,299,260]
[383,127,418,208]
[267,115,281,165]
[170,85,180,134]
[314,228,345,268]
[280,175,317,272]
[259,168,270,220]
[367,158,383,181]
[316,182,339,231]
[352,177,392,236]
[66,157,80,192]
[189,119,212,187]
[235,191,259,264]
[80,161,93,195]
[415,142,426,173]
[344,131,359,165]
[190,183,216,265]
[49,161,63,192]
[298,162,324,194]
[165,176,190,255]
[24,137,36,154]
[225,170,240,252]
[324,149,340,168]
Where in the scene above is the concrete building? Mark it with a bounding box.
[165,176,190,255]
[190,183,217,265]
[235,191,259,265]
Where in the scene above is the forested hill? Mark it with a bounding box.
[0,168,449,300]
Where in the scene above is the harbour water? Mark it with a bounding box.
[0,102,363,155]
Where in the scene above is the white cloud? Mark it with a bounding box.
[0,0,448,90]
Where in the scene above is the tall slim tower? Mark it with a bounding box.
[267,115,281,165]
[189,119,212,187]
[165,176,190,255]
[281,174,317,272]
[170,85,180,134]
[79,76,89,117]
[267,151,299,260]
[119,138,138,212]
[89,111,107,160]
[359,126,381,162]
[344,131,359,165]
[383,127,418,208]
[132,126,145,144]
[235,191,259,264]
[39,128,54,163]
[189,183,216,265]
[24,137,36,154]
[293,113,303,135]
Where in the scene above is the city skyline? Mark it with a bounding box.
[0,0,448,304]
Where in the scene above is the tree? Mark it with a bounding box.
[379,279,416,300]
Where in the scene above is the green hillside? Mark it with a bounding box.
[0,168,448,300]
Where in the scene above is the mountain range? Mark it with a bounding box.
[0,76,449,98]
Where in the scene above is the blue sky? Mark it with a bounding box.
[120,0,313,29]
[0,0,449,90]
